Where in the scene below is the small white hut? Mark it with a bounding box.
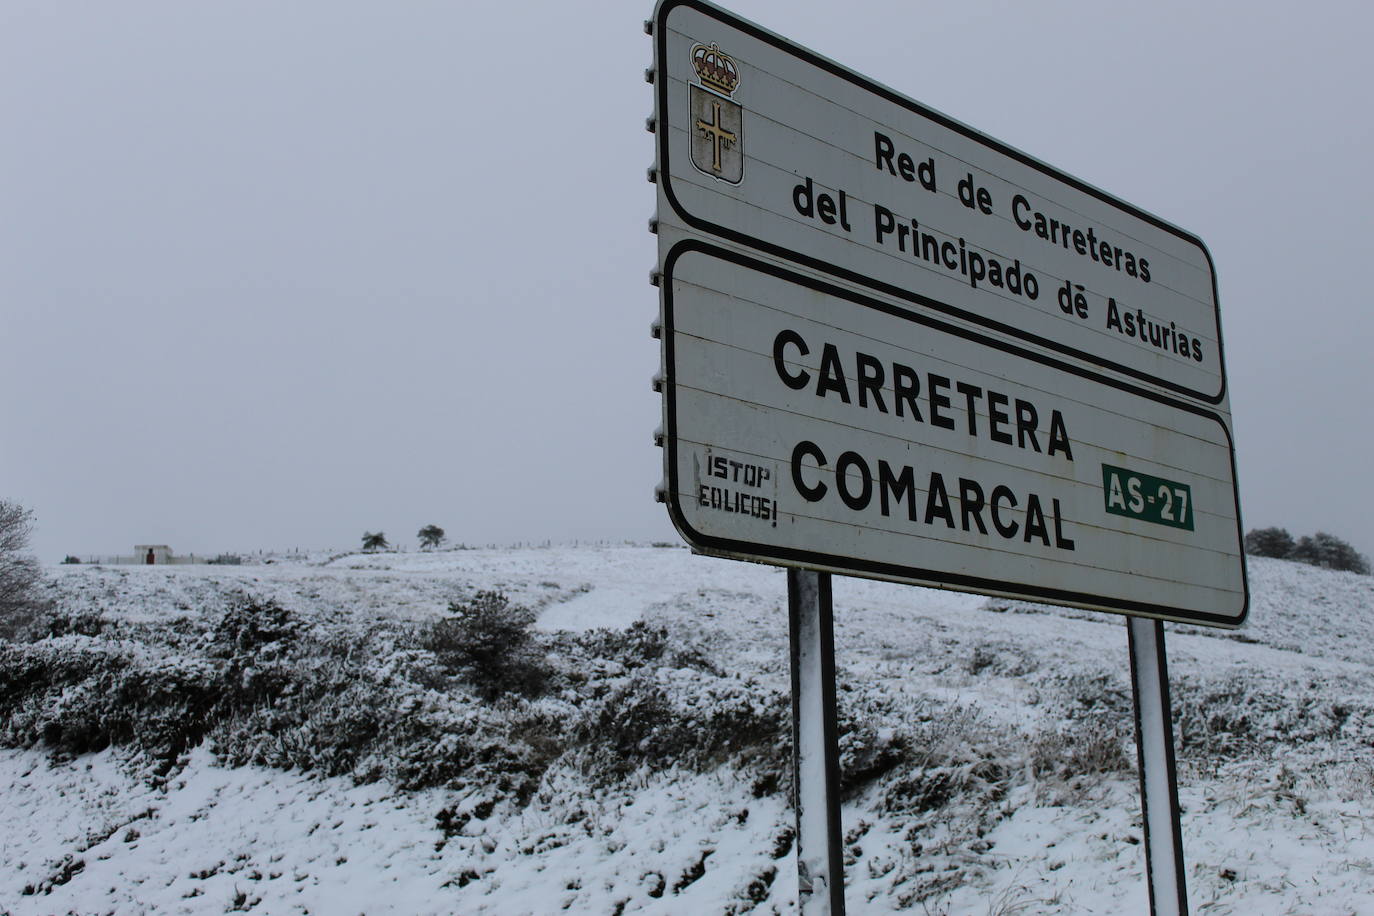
[133,545,174,565]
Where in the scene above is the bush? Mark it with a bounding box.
[1171,674,1367,761]
[1028,721,1131,779]
[0,640,223,763]
[571,668,788,782]
[0,595,792,798]
[571,620,670,670]
[40,610,105,640]
[210,598,301,659]
[1293,532,1370,574]
[0,597,309,764]
[1244,527,1295,559]
[423,591,552,700]
[1244,527,1369,574]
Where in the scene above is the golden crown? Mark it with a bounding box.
[692,43,739,96]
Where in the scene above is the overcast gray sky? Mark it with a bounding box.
[3,0,1371,566]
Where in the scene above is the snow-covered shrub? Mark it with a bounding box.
[1171,674,1370,762]
[562,620,723,678]
[573,672,690,776]
[375,700,566,799]
[882,767,963,814]
[26,608,104,641]
[572,668,788,783]
[570,620,670,670]
[107,654,225,760]
[838,722,908,795]
[210,597,301,659]
[1039,669,1133,731]
[0,597,308,767]
[423,591,552,700]
[964,641,1038,677]
[211,642,564,797]
[835,689,914,794]
[212,653,375,776]
[860,701,1010,817]
[1019,668,1135,780]
[1027,721,1131,779]
[0,639,222,762]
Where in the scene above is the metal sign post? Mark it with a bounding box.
[1128,617,1189,916]
[788,568,846,914]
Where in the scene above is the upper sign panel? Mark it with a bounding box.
[654,0,1228,404]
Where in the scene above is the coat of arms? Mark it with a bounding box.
[689,43,744,184]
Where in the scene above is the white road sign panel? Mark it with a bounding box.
[661,241,1246,625]
[653,0,1229,404]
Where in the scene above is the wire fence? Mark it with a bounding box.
[78,554,212,566]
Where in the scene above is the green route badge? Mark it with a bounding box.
[1102,464,1194,531]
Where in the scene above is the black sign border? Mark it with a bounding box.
[662,238,1249,627]
[655,0,1230,406]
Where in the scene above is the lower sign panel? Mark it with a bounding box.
[661,240,1247,626]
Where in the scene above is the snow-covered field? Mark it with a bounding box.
[3,546,1373,914]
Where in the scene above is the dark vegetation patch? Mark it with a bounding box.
[672,849,712,893]
[1171,673,1374,762]
[1245,527,1369,575]
[5,579,1367,888]
[0,589,1015,817]
[965,641,1038,677]
[1027,722,1131,779]
[21,854,85,896]
[0,593,789,796]
[423,590,552,700]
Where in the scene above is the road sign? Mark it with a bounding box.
[653,0,1227,405]
[650,0,1246,626]
[660,240,1245,624]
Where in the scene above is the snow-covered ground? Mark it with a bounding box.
[4,546,1373,914]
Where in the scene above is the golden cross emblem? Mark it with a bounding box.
[695,100,737,174]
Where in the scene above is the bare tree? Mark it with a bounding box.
[0,500,43,633]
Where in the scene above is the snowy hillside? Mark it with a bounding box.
[3,546,1373,914]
